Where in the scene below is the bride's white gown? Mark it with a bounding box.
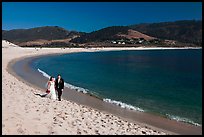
[49,81,57,100]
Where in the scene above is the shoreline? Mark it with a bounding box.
[8,48,202,135]
[2,41,202,134]
[31,52,201,127]
[23,46,202,51]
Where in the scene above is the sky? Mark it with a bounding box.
[2,2,202,32]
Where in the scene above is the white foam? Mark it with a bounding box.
[64,82,88,94]
[37,68,50,78]
[166,114,201,126]
[103,98,144,112]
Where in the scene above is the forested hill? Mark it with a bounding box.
[2,26,83,43]
[70,26,130,43]
[129,20,202,46]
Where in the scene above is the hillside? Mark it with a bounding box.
[129,20,202,46]
[2,26,83,44]
[118,29,155,41]
[2,20,202,47]
[71,20,202,46]
[70,26,130,43]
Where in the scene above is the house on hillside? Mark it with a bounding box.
[111,41,117,44]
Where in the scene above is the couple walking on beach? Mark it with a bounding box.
[46,74,64,101]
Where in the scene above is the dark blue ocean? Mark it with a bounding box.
[32,49,202,126]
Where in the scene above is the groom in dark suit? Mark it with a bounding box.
[55,74,64,101]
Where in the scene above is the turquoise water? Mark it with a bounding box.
[32,49,202,126]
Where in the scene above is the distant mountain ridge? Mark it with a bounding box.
[129,20,202,46]
[70,26,157,44]
[70,20,202,46]
[2,20,202,47]
[2,26,83,43]
[70,26,130,43]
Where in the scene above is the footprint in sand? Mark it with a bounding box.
[141,131,147,134]
[17,127,25,134]
[101,125,105,128]
[95,130,100,135]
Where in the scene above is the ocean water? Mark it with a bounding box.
[32,49,202,126]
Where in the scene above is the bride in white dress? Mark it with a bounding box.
[47,77,57,100]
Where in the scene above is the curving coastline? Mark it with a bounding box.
[3,40,202,135]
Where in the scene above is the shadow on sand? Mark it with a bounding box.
[34,93,48,97]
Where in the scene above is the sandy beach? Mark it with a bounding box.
[2,40,202,135]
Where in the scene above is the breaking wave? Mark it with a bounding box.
[166,114,201,126]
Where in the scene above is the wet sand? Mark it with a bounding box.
[3,40,202,135]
